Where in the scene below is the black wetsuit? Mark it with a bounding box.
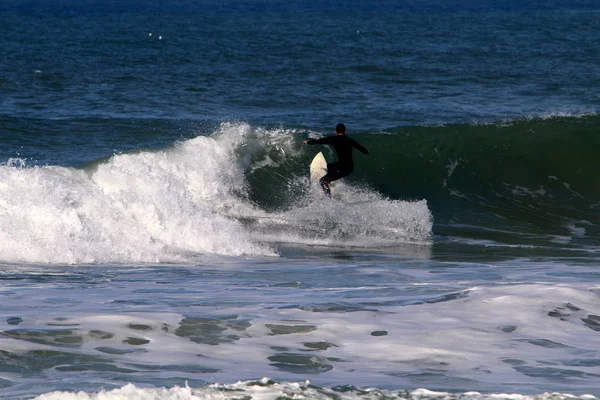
[306,135,369,194]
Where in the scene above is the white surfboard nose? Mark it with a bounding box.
[309,152,328,186]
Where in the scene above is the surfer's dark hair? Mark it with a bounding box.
[335,123,346,133]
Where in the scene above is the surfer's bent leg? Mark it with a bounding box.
[320,162,341,197]
[319,163,352,197]
[319,175,332,197]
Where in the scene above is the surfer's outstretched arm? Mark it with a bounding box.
[350,138,370,155]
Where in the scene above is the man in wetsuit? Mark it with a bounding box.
[303,123,370,196]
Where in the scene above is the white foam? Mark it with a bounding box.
[0,124,275,263]
[33,381,599,400]
[2,267,598,397]
[250,183,433,248]
[35,383,200,400]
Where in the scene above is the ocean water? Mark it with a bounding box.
[1,1,600,399]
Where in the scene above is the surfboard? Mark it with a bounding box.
[310,152,328,187]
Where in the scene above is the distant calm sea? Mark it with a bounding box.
[1,1,599,399]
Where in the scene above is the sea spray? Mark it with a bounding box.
[0,125,274,264]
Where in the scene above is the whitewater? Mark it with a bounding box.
[3,261,600,399]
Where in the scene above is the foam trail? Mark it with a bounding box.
[246,183,433,248]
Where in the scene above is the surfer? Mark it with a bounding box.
[304,123,369,196]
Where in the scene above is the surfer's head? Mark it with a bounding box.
[335,123,346,135]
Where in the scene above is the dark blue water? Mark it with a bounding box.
[2,2,599,129]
